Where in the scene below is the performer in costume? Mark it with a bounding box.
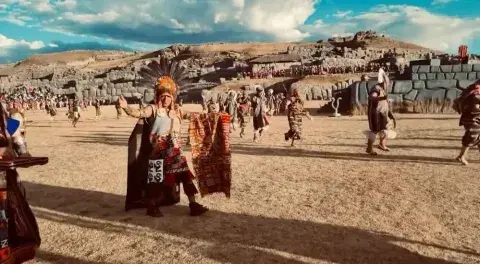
[45,101,57,122]
[236,87,251,138]
[266,89,275,116]
[217,92,228,113]
[224,90,237,132]
[274,93,284,115]
[121,58,209,217]
[94,99,102,121]
[200,89,209,112]
[72,100,81,128]
[251,86,269,143]
[453,79,480,165]
[66,99,74,121]
[365,79,397,155]
[284,88,312,146]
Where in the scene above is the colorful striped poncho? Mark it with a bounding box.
[188,113,232,198]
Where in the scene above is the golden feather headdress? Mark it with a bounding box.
[137,58,191,100]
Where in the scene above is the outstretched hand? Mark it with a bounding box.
[118,95,128,108]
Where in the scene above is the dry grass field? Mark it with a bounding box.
[19,104,480,264]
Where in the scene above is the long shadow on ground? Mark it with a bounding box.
[58,132,467,165]
[307,143,461,150]
[338,136,461,142]
[230,145,468,166]
[35,250,116,264]
[24,182,478,264]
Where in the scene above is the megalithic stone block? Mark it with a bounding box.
[445,73,455,79]
[416,89,446,101]
[426,80,457,89]
[418,65,430,73]
[445,88,462,101]
[393,80,413,94]
[358,82,368,104]
[413,81,425,89]
[454,73,468,80]
[452,64,462,72]
[404,89,419,101]
[430,66,440,73]
[462,64,473,72]
[426,73,436,80]
[458,80,476,90]
[350,82,360,106]
[468,72,477,80]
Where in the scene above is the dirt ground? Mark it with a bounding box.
[20,104,480,264]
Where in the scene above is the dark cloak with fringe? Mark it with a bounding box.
[125,115,181,211]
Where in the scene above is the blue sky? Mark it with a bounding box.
[0,0,479,64]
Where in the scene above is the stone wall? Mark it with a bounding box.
[291,78,359,101]
[348,64,480,113]
[0,67,218,103]
[410,64,480,81]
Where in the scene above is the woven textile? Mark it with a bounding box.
[189,113,231,197]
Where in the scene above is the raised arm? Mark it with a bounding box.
[119,96,153,118]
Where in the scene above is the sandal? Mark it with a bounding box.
[378,145,390,151]
[455,156,468,166]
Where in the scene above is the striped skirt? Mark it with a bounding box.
[462,120,480,147]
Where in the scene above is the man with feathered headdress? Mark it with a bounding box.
[119,58,212,217]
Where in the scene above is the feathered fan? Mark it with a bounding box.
[137,57,192,96]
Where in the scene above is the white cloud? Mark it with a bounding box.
[29,40,45,49]
[334,10,352,18]
[0,34,45,50]
[303,5,480,53]
[56,0,76,10]
[0,0,319,44]
[0,34,136,63]
[431,0,457,5]
[0,15,27,25]
[0,1,479,54]
[13,0,53,13]
[63,11,120,24]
